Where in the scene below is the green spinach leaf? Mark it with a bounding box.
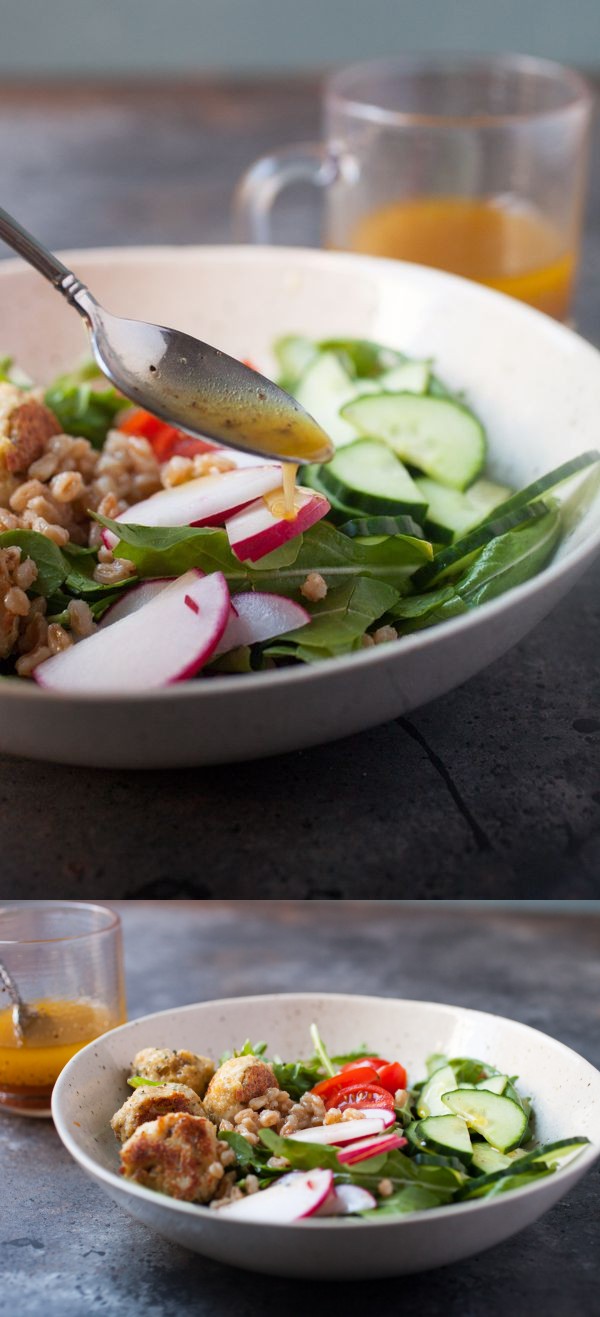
[0,529,68,596]
[45,359,123,448]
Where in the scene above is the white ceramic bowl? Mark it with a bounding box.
[2,246,600,768]
[51,992,600,1279]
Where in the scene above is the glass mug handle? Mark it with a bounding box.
[233,142,339,243]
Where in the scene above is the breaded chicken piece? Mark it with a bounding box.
[0,383,61,474]
[111,1082,205,1143]
[131,1047,214,1098]
[120,1112,222,1202]
[203,1053,278,1125]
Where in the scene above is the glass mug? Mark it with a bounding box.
[0,901,126,1115]
[235,54,593,321]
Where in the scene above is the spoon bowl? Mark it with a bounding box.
[0,206,333,465]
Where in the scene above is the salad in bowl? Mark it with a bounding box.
[107,1024,589,1221]
[0,337,596,693]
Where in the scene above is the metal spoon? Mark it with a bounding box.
[0,207,333,466]
[0,958,39,1043]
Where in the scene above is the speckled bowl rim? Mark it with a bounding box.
[1,244,600,707]
[51,992,600,1231]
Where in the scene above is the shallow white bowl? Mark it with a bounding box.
[51,992,600,1279]
[2,246,600,767]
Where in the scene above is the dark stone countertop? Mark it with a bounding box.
[0,902,599,1317]
[0,77,599,899]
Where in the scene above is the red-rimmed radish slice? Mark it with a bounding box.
[315,1184,377,1216]
[351,1107,396,1130]
[337,1132,407,1165]
[214,591,310,655]
[101,577,175,626]
[35,570,230,693]
[217,1168,333,1222]
[101,466,283,548]
[286,1117,389,1146]
[225,487,329,563]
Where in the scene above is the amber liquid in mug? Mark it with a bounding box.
[0,998,122,1111]
[348,197,575,320]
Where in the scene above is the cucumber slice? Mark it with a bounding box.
[342,393,486,490]
[416,1115,473,1162]
[416,477,512,544]
[405,1120,425,1150]
[475,1074,509,1096]
[470,1144,513,1174]
[302,464,365,522]
[378,361,430,394]
[412,499,549,590]
[442,1089,528,1153]
[295,352,380,447]
[339,514,426,540]
[513,1138,590,1170]
[274,335,316,388]
[319,439,428,519]
[417,1064,458,1119]
[477,450,600,527]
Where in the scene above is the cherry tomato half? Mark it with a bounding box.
[119,409,215,462]
[312,1065,380,1102]
[376,1061,408,1094]
[336,1083,396,1113]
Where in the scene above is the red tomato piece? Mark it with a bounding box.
[376,1061,408,1094]
[336,1083,395,1112]
[118,408,215,461]
[312,1065,380,1102]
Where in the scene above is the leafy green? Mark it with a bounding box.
[267,577,399,661]
[220,1131,273,1173]
[454,509,562,607]
[45,359,123,448]
[259,1129,342,1172]
[270,1058,324,1100]
[218,1039,268,1065]
[93,515,430,597]
[127,1076,162,1088]
[361,1185,446,1216]
[318,338,406,379]
[309,1022,335,1077]
[61,542,138,599]
[0,529,68,596]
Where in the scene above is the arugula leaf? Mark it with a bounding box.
[270,1058,324,1100]
[259,1129,342,1171]
[268,577,399,660]
[127,1076,162,1088]
[318,338,407,379]
[454,509,561,607]
[0,529,68,596]
[94,516,429,596]
[309,1023,335,1077]
[361,1185,445,1216]
[45,360,123,448]
[218,1039,268,1064]
[220,1131,273,1173]
[449,1058,498,1085]
[330,1046,372,1065]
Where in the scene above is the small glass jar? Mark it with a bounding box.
[0,902,126,1116]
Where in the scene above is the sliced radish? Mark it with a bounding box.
[286,1117,389,1146]
[101,577,175,626]
[352,1107,396,1131]
[226,486,329,563]
[217,1168,333,1223]
[35,569,230,693]
[101,466,284,548]
[337,1132,407,1165]
[315,1184,377,1216]
[214,591,310,655]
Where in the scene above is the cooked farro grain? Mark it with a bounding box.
[300,571,328,602]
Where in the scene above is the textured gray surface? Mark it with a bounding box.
[0,902,599,1316]
[0,77,599,898]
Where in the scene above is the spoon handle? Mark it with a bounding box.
[0,206,92,315]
